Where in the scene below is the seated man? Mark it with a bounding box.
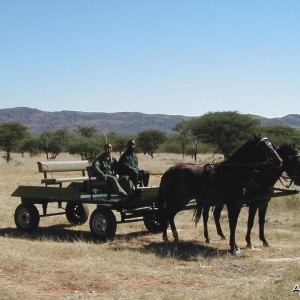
[92,143,134,199]
[118,140,150,188]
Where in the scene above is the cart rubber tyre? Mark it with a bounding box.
[143,212,163,233]
[89,208,117,242]
[65,202,89,225]
[14,203,40,232]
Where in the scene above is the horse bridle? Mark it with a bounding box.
[282,152,300,186]
[259,137,283,165]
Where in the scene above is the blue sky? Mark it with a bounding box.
[0,1,299,118]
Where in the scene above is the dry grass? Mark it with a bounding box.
[1,152,300,299]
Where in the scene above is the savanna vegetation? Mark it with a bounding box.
[1,111,300,163]
[1,152,300,299]
[1,111,300,299]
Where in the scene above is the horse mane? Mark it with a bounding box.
[225,135,261,163]
[277,143,297,158]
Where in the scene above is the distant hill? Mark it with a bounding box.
[0,107,299,135]
[0,107,192,134]
[249,114,300,128]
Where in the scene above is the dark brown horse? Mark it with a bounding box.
[202,143,300,248]
[157,135,283,255]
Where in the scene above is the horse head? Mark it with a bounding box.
[277,144,300,186]
[227,134,282,168]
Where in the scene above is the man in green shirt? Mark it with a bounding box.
[118,140,150,188]
[92,143,134,199]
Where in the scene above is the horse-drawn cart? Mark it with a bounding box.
[11,160,163,242]
[11,184,162,241]
[11,181,299,241]
[10,151,300,246]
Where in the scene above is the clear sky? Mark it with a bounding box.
[0,1,299,118]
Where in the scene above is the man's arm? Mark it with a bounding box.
[92,158,107,180]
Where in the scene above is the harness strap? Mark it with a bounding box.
[278,174,294,188]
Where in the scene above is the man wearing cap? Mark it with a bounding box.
[118,140,150,188]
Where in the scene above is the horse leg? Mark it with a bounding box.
[245,204,258,249]
[258,200,270,247]
[169,214,180,243]
[162,226,169,244]
[213,205,226,240]
[203,206,211,243]
[227,204,241,255]
[159,207,170,244]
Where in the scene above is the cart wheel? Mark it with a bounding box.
[143,212,163,233]
[89,208,117,242]
[14,203,40,232]
[65,202,89,225]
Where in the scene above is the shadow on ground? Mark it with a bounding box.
[0,226,228,260]
[0,224,92,242]
[110,238,228,260]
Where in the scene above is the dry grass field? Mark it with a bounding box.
[1,152,300,299]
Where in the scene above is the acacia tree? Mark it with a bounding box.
[68,126,104,161]
[190,111,260,159]
[113,136,131,155]
[0,122,29,162]
[38,127,71,159]
[173,120,198,161]
[19,136,41,157]
[258,125,300,146]
[76,126,98,138]
[137,130,167,158]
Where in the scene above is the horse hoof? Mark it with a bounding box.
[205,239,211,244]
[174,238,180,244]
[163,237,169,244]
[221,236,226,240]
[263,242,270,247]
[246,243,254,249]
[230,249,241,256]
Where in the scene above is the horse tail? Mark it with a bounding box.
[193,204,203,226]
[157,171,168,210]
[156,169,172,226]
[157,185,165,208]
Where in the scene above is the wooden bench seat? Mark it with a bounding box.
[40,176,90,185]
[37,161,112,200]
[37,161,91,187]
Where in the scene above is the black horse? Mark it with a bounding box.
[157,135,283,255]
[201,143,300,248]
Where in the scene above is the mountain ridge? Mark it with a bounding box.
[0,107,299,135]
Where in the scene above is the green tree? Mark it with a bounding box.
[137,130,167,158]
[259,125,300,146]
[113,135,131,155]
[173,120,199,161]
[68,127,105,161]
[38,127,71,159]
[19,136,41,157]
[159,135,183,154]
[0,122,29,162]
[68,134,104,161]
[76,126,98,138]
[190,111,260,158]
[173,121,190,157]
